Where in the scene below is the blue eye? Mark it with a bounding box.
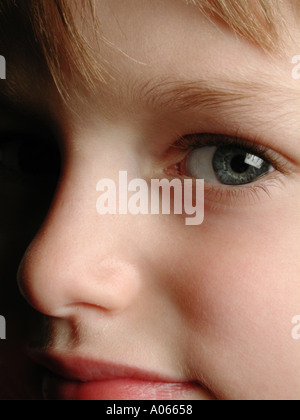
[185,144,273,185]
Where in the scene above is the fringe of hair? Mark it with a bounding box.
[187,0,284,50]
[0,0,297,101]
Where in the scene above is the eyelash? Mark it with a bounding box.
[173,133,289,172]
[169,133,290,206]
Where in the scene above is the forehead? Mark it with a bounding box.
[67,0,300,104]
[71,1,299,107]
[94,0,244,81]
[0,0,299,115]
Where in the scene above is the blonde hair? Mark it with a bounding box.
[0,0,298,99]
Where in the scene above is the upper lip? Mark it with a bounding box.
[28,349,184,384]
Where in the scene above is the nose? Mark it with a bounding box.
[17,159,142,319]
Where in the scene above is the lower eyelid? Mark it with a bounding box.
[166,165,284,211]
[203,172,285,208]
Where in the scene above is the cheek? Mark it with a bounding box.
[177,203,300,323]
[173,194,300,398]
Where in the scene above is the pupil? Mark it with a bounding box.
[230,154,249,174]
[212,145,270,186]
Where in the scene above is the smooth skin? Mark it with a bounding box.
[0,0,299,400]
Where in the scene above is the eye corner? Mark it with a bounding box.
[164,163,183,178]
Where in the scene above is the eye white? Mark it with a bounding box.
[186,146,219,182]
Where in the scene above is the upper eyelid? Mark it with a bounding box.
[174,133,267,152]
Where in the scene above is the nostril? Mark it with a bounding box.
[76,258,142,312]
[16,241,142,317]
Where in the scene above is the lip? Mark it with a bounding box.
[28,350,203,400]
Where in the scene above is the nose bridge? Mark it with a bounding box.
[17,143,145,319]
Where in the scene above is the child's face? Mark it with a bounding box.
[1,0,300,400]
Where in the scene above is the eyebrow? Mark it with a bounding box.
[136,76,299,115]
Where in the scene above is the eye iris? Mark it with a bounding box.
[212,145,270,185]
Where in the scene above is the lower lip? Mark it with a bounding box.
[42,374,199,400]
